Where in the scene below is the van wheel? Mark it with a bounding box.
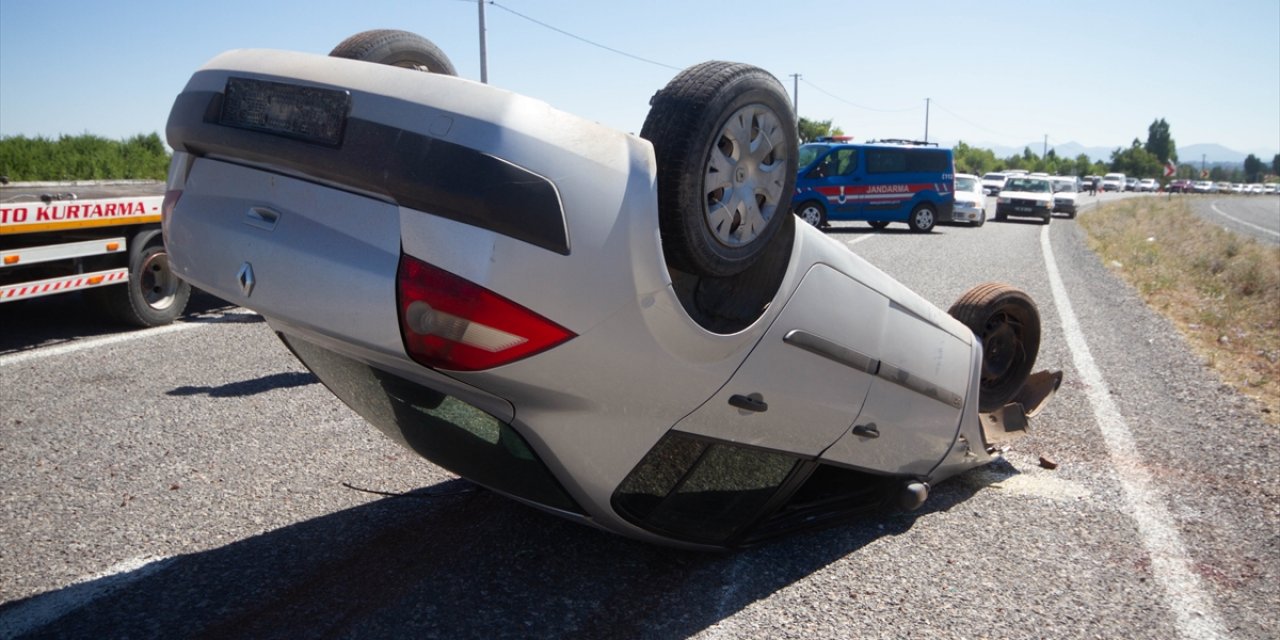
[795,201,826,228]
[948,283,1041,412]
[868,221,890,230]
[908,204,936,233]
[329,30,457,75]
[642,61,798,277]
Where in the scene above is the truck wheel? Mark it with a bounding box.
[329,30,457,75]
[795,200,826,228]
[947,283,1041,413]
[92,232,191,327]
[642,61,797,277]
[908,204,936,233]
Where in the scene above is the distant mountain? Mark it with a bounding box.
[947,139,1271,167]
[1177,143,1250,166]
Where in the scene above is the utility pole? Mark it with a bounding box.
[789,74,800,122]
[1043,134,1048,159]
[478,0,488,83]
[923,98,930,143]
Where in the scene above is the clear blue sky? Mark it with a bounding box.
[2,0,1277,160]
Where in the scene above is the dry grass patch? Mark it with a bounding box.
[1079,197,1280,422]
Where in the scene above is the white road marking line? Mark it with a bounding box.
[0,555,175,637]
[1209,201,1280,238]
[0,310,259,368]
[1040,224,1229,640]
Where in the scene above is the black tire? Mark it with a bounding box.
[795,200,826,228]
[908,204,936,233]
[994,210,1007,222]
[90,230,191,327]
[868,221,890,230]
[947,283,1041,413]
[641,61,797,277]
[329,29,457,75]
[974,209,986,227]
[1041,214,1051,225]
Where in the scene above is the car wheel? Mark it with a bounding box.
[975,209,986,228]
[1042,214,1051,225]
[907,204,935,233]
[995,211,1007,222]
[795,200,826,228]
[642,61,797,277]
[329,29,457,75]
[948,283,1042,413]
[89,230,191,328]
[867,221,890,230]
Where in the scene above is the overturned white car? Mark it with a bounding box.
[163,30,1061,549]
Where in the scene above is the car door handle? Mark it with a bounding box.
[244,207,281,231]
[851,423,880,438]
[728,393,768,413]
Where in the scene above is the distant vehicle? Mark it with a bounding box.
[1193,180,1216,193]
[981,172,1008,195]
[996,176,1054,224]
[1231,183,1245,194]
[1082,175,1100,192]
[1167,179,1192,193]
[1,190,191,325]
[1137,178,1159,192]
[951,173,986,226]
[1124,177,1139,191]
[1264,184,1278,195]
[1101,173,1126,192]
[1216,181,1233,193]
[1050,177,1079,218]
[792,140,955,232]
[1247,184,1264,195]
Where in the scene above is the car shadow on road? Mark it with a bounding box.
[167,371,319,398]
[0,466,1000,639]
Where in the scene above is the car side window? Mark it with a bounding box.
[808,148,857,179]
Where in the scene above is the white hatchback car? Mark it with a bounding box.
[162,30,1060,549]
[951,173,986,226]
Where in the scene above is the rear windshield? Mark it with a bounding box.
[1052,181,1077,192]
[956,176,978,191]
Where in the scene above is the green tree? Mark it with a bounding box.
[1243,154,1264,182]
[952,140,999,175]
[1272,153,1280,177]
[1144,118,1177,163]
[1111,138,1161,178]
[797,117,843,143]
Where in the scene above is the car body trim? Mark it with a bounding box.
[782,329,879,374]
[876,361,964,408]
[167,89,570,255]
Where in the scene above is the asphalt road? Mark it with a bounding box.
[1185,194,1280,245]
[1,191,1277,639]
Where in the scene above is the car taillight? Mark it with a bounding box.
[397,254,575,372]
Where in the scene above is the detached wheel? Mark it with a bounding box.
[948,283,1041,412]
[642,61,798,277]
[91,230,191,327]
[868,221,890,230]
[908,204,936,233]
[796,200,827,228]
[330,29,457,75]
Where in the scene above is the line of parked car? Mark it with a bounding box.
[1169,180,1278,195]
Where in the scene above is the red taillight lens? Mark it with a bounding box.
[397,254,576,372]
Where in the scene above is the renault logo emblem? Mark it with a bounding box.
[237,262,255,297]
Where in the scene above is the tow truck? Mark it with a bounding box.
[1,181,190,326]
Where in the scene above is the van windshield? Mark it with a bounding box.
[798,144,825,170]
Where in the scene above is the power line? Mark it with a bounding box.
[799,78,920,114]
[486,1,682,71]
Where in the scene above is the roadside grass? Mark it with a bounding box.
[1079,197,1280,423]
